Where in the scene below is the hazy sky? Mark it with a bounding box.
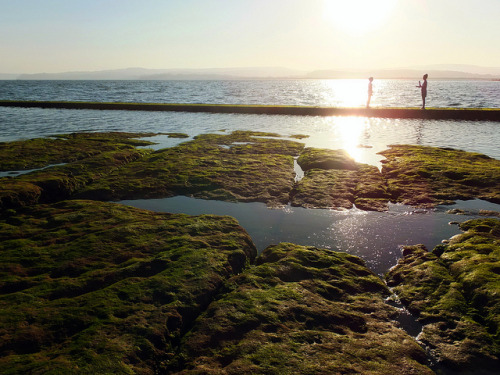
[1,0,499,73]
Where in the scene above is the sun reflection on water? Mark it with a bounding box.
[324,116,372,162]
[320,79,367,107]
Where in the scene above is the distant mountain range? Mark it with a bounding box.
[2,65,500,80]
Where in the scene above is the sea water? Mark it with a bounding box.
[1,79,500,107]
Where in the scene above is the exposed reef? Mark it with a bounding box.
[2,100,500,121]
[380,145,500,207]
[0,205,434,373]
[173,243,432,374]
[0,132,155,209]
[2,133,500,212]
[292,148,390,211]
[76,131,304,208]
[1,131,500,373]
[386,218,500,373]
[0,200,256,374]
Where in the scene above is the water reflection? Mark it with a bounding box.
[328,116,373,162]
[321,79,367,107]
[119,196,500,276]
[414,120,425,145]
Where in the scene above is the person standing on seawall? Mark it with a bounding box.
[417,74,428,109]
[366,77,374,108]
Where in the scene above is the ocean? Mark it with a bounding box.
[1,79,500,107]
[1,79,500,274]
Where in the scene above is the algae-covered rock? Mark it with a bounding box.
[0,133,156,210]
[171,243,433,374]
[292,148,390,211]
[297,148,358,171]
[380,145,500,207]
[386,218,500,373]
[4,133,499,214]
[0,200,256,374]
[77,131,305,207]
[0,132,156,171]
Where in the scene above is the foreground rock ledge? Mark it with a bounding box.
[0,204,434,374]
[172,243,432,374]
[386,218,500,374]
[0,200,257,374]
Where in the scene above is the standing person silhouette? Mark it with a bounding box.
[366,77,373,108]
[417,74,428,109]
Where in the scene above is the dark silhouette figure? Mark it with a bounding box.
[417,74,428,109]
[366,77,373,108]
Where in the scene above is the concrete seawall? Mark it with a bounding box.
[1,100,500,121]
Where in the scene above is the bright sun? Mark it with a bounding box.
[324,0,397,35]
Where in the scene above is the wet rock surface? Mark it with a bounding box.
[76,131,304,208]
[172,243,433,374]
[380,145,500,207]
[0,200,256,374]
[2,132,500,373]
[292,148,390,211]
[0,132,157,209]
[2,133,500,212]
[386,218,500,374]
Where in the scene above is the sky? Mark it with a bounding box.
[1,0,500,74]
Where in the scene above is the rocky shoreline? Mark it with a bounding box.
[1,132,499,373]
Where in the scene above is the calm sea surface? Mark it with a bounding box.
[1,79,500,107]
[1,80,499,274]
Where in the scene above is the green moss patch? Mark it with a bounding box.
[170,243,432,374]
[0,133,157,210]
[292,148,390,211]
[3,133,500,213]
[380,145,500,207]
[76,131,305,208]
[0,132,156,171]
[385,218,500,372]
[0,200,256,374]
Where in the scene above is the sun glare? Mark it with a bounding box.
[324,0,397,35]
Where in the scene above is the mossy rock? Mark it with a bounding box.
[385,218,500,373]
[0,132,156,171]
[170,243,433,374]
[292,150,390,211]
[297,148,358,171]
[380,145,500,207]
[0,133,157,210]
[4,133,499,213]
[76,131,305,207]
[0,200,256,374]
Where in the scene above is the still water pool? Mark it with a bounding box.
[120,196,500,275]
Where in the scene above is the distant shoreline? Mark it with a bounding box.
[2,77,500,82]
[2,65,500,81]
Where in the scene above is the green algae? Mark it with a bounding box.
[76,131,305,207]
[1,149,148,210]
[3,132,499,213]
[380,145,500,207]
[164,133,189,138]
[172,243,433,374]
[3,100,500,121]
[3,131,500,373]
[0,132,156,171]
[292,148,390,211]
[0,200,257,374]
[0,133,159,210]
[385,218,500,372]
